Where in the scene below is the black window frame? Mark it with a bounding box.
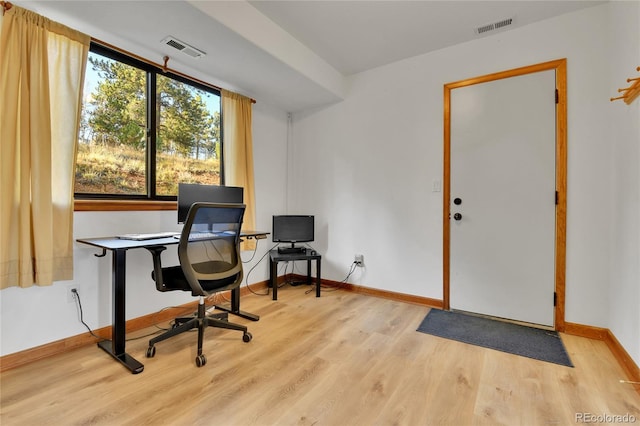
[74,41,224,202]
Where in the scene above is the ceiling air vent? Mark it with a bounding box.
[161,36,206,59]
[475,17,515,35]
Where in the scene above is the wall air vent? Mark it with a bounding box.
[161,36,206,59]
[475,17,515,35]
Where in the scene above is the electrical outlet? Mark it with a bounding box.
[67,286,77,304]
[354,254,364,267]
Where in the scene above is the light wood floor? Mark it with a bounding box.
[1,285,639,425]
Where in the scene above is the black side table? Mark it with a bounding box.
[268,248,321,300]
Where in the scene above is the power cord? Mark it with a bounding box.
[72,288,184,342]
[244,243,280,296]
[311,261,358,293]
[240,240,260,263]
[340,261,358,284]
[71,289,101,340]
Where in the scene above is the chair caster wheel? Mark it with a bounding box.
[146,346,156,358]
[243,332,252,343]
[195,354,207,367]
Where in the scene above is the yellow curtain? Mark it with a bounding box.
[0,6,90,288]
[221,90,256,250]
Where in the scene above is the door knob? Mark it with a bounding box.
[453,213,462,221]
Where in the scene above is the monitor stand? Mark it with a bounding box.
[277,243,306,254]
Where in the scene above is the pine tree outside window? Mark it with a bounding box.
[75,43,222,200]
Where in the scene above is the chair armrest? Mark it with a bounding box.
[145,246,168,292]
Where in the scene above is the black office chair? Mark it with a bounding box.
[145,202,252,367]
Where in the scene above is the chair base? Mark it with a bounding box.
[146,298,252,367]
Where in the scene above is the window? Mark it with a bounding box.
[75,43,222,201]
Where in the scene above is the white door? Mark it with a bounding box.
[449,70,556,327]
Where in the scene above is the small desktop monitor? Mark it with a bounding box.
[272,215,314,253]
[177,183,243,223]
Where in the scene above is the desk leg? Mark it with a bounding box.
[270,258,278,301]
[98,248,144,374]
[316,258,321,297]
[214,287,260,321]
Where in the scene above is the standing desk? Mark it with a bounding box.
[269,248,321,300]
[77,231,266,374]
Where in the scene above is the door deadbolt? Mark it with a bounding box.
[453,213,462,221]
[454,198,462,205]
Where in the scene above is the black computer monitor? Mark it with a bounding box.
[272,215,314,252]
[177,183,244,223]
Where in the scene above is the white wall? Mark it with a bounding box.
[292,3,639,364]
[607,1,640,365]
[0,101,289,357]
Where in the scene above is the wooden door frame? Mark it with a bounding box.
[443,59,567,331]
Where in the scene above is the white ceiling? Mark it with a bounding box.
[17,0,604,112]
[249,0,604,76]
